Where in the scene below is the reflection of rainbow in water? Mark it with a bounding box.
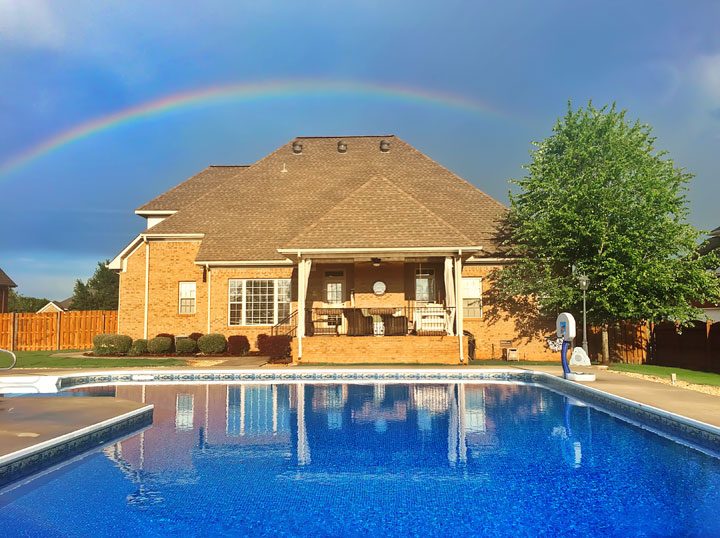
[0,80,505,178]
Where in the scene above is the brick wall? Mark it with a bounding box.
[462,264,556,360]
[208,266,294,349]
[118,244,557,359]
[297,335,466,364]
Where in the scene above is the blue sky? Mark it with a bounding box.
[1,0,719,299]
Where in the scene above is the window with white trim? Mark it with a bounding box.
[462,277,483,318]
[228,279,291,326]
[175,393,194,431]
[415,268,435,303]
[178,282,196,314]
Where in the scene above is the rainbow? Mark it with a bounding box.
[0,80,505,177]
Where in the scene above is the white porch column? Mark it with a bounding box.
[297,258,312,359]
[444,257,456,336]
[454,255,464,362]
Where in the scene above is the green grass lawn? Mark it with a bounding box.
[609,363,720,387]
[0,350,189,369]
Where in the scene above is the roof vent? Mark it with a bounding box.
[379,139,391,152]
[337,140,347,153]
[292,141,303,154]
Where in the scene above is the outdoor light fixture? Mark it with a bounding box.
[338,140,347,153]
[371,257,381,267]
[379,140,390,152]
[292,141,303,154]
[578,274,589,354]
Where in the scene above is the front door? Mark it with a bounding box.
[323,270,345,333]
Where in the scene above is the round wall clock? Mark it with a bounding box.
[372,281,387,296]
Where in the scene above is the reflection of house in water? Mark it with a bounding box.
[108,384,293,477]
[93,382,572,492]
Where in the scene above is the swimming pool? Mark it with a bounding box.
[1,380,719,536]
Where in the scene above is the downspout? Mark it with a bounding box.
[143,238,149,339]
[206,264,212,334]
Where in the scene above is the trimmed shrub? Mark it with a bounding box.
[228,335,250,356]
[197,333,227,354]
[148,336,173,355]
[257,334,292,359]
[93,334,133,355]
[128,339,148,356]
[176,337,198,355]
[156,333,176,353]
[188,332,204,342]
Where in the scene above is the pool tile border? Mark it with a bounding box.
[0,405,153,488]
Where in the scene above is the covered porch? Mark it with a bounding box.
[277,247,479,363]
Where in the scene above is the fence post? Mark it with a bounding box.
[10,312,16,352]
[56,312,62,351]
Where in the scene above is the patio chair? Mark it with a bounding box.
[381,314,408,336]
[343,308,374,336]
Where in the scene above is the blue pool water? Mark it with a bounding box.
[1,382,719,537]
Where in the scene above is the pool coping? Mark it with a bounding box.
[0,403,154,488]
[2,368,719,459]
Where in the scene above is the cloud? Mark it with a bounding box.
[0,0,65,49]
[692,53,720,103]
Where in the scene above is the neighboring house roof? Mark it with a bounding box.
[137,165,249,212]
[136,135,508,262]
[37,297,73,313]
[0,268,17,288]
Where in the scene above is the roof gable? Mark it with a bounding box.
[284,176,475,249]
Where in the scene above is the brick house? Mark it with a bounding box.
[110,136,555,363]
[0,268,16,313]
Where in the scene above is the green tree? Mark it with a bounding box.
[495,102,719,362]
[8,290,50,312]
[71,260,119,310]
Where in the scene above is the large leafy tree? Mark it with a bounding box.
[71,260,119,310]
[495,102,719,362]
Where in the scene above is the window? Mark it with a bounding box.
[175,393,194,431]
[178,282,196,314]
[462,277,482,318]
[415,268,435,303]
[324,270,345,304]
[228,279,291,326]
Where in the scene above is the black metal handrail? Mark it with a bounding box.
[271,310,299,337]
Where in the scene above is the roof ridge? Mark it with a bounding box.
[295,134,395,140]
[209,164,250,168]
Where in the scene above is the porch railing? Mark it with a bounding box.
[306,306,456,337]
[271,310,299,337]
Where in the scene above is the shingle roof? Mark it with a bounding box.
[144,136,508,261]
[284,176,476,249]
[0,268,16,288]
[137,165,249,212]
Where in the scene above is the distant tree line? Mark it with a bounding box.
[8,260,118,312]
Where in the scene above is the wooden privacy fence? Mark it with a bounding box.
[0,310,117,351]
[587,322,649,364]
[649,321,720,373]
